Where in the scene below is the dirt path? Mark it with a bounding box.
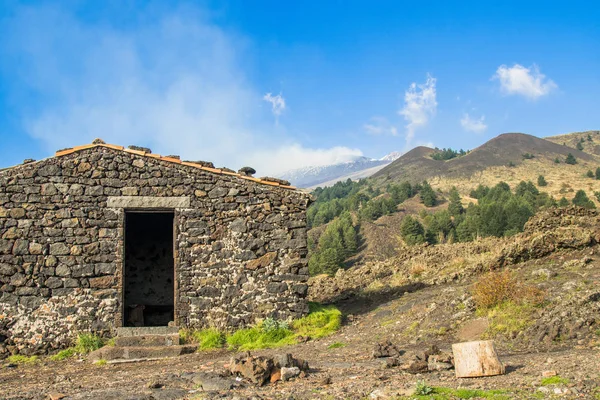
[2,288,599,400]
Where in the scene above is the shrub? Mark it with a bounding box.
[565,153,577,164]
[537,175,547,187]
[577,141,584,151]
[472,270,545,310]
[587,170,595,178]
[596,167,600,180]
[554,157,561,164]
[327,342,346,349]
[508,161,516,167]
[522,153,534,159]
[262,317,290,332]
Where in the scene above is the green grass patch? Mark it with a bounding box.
[540,375,570,386]
[292,302,342,339]
[50,348,77,361]
[480,301,537,338]
[7,355,39,364]
[403,386,511,400]
[94,359,107,366]
[184,303,343,351]
[181,328,226,350]
[327,341,346,349]
[226,326,296,350]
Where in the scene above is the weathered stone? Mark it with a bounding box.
[12,239,29,255]
[229,355,274,386]
[90,276,114,289]
[28,242,44,255]
[230,218,247,233]
[9,207,26,219]
[373,340,404,358]
[106,196,191,208]
[55,264,71,277]
[280,366,300,381]
[246,252,277,270]
[40,183,58,195]
[45,277,64,289]
[50,243,70,255]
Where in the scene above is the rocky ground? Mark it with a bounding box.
[2,207,600,399]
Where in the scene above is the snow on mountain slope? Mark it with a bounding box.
[277,152,401,188]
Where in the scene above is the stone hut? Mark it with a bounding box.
[0,141,311,354]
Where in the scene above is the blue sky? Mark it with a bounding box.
[0,1,599,174]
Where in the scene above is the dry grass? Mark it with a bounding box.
[472,270,546,310]
[429,156,600,204]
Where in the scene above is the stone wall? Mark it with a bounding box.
[0,146,310,355]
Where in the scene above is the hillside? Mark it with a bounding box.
[374,132,597,184]
[546,130,600,155]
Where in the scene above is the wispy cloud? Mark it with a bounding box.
[1,4,354,176]
[263,92,286,117]
[493,64,557,99]
[364,116,398,136]
[460,113,487,133]
[398,74,437,145]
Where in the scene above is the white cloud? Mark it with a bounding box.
[460,113,487,133]
[263,92,286,117]
[493,64,557,99]
[249,144,363,173]
[2,4,354,176]
[364,116,398,136]
[398,74,437,144]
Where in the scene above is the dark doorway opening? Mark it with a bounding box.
[124,211,174,327]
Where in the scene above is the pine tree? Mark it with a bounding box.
[572,190,595,209]
[577,142,584,151]
[420,181,438,207]
[558,197,570,207]
[565,153,577,165]
[400,216,426,245]
[448,187,464,216]
[537,175,547,187]
[595,167,600,180]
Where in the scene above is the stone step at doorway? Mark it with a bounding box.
[89,326,195,363]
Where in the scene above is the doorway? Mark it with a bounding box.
[124,211,174,327]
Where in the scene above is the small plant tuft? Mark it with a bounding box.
[327,341,346,349]
[74,333,105,354]
[415,380,434,395]
[50,348,77,361]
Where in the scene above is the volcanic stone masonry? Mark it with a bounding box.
[0,142,311,355]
